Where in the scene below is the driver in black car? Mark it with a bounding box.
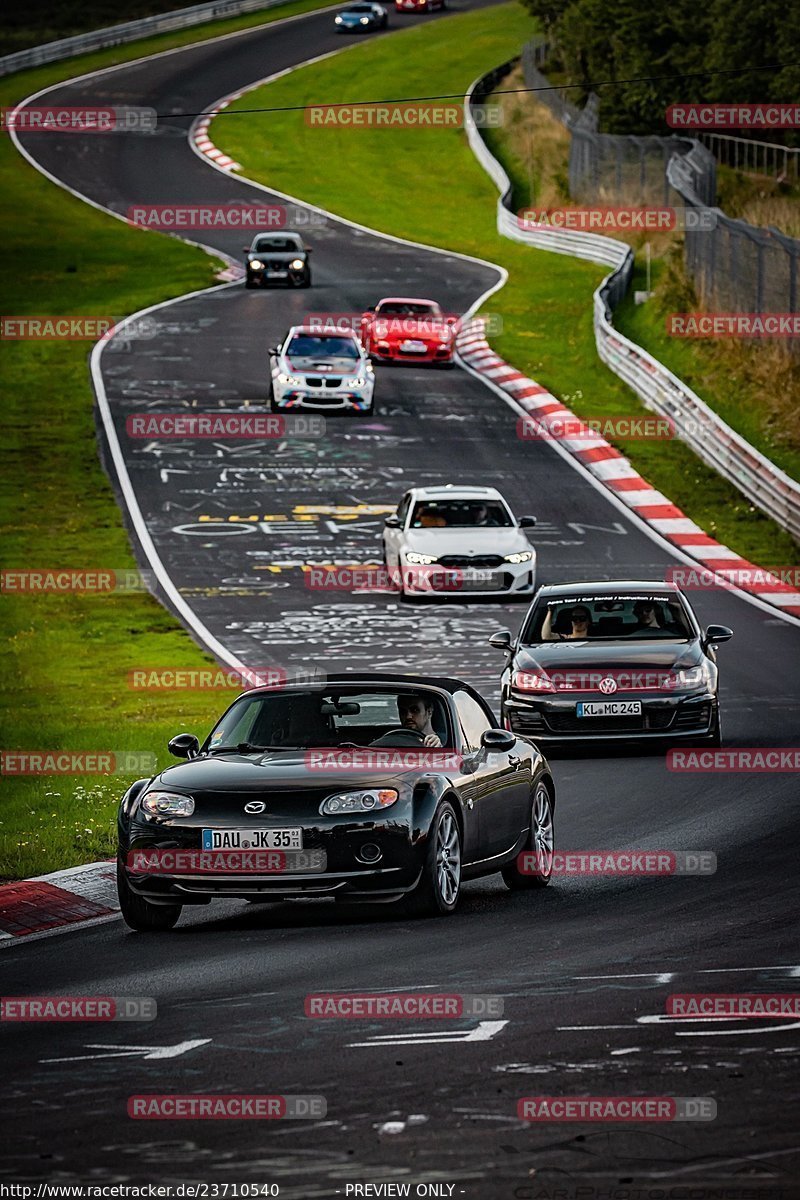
[397,693,443,748]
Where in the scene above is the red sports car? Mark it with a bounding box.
[360,297,458,366]
[395,0,444,10]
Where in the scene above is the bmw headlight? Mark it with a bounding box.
[349,375,368,388]
[321,788,398,815]
[140,791,195,817]
[661,664,711,691]
[249,259,264,270]
[290,259,305,270]
[504,551,533,563]
[406,552,439,565]
[277,372,303,386]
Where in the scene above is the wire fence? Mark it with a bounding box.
[698,133,800,182]
[520,39,799,337]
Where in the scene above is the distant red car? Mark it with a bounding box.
[360,297,458,366]
[395,0,444,11]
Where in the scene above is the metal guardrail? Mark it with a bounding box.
[0,0,294,77]
[464,68,800,543]
[698,133,800,182]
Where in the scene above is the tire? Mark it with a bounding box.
[405,800,462,916]
[301,272,312,288]
[502,779,554,890]
[245,278,257,289]
[117,859,182,931]
[268,379,281,414]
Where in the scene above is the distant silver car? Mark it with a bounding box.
[382,485,537,598]
[244,231,311,289]
[335,2,388,31]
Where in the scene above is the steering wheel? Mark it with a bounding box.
[369,727,428,747]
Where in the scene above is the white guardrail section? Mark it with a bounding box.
[0,0,293,76]
[464,71,800,543]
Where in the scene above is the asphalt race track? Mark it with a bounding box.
[4,3,800,1195]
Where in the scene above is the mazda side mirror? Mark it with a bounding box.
[384,514,402,528]
[168,733,200,759]
[519,515,536,528]
[703,624,733,647]
[488,629,513,651]
[481,728,516,752]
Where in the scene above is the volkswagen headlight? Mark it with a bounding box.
[140,791,195,817]
[505,551,533,563]
[335,13,343,19]
[290,259,305,270]
[406,552,439,565]
[661,664,710,691]
[321,788,398,815]
[360,14,370,20]
[249,259,264,270]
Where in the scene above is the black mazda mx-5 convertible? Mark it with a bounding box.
[116,673,555,931]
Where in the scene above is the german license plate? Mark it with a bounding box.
[202,827,302,849]
[576,701,642,718]
[400,339,427,353]
[267,270,287,278]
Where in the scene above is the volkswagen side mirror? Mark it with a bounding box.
[488,629,513,651]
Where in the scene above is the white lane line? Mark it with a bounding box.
[349,1020,508,1047]
[573,972,676,982]
[41,1037,211,1063]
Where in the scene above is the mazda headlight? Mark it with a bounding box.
[249,259,264,270]
[505,551,533,563]
[661,664,710,691]
[140,791,195,817]
[406,552,439,565]
[290,259,305,270]
[321,788,398,815]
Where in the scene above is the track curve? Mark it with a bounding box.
[4,5,800,1194]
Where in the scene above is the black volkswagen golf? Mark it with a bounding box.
[117,674,555,931]
[491,581,732,750]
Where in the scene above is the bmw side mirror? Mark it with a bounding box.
[519,515,537,528]
[384,514,402,528]
[481,728,516,752]
[488,629,513,651]
[268,346,280,356]
[703,624,733,647]
[168,733,200,759]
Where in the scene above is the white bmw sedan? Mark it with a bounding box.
[269,327,375,414]
[382,485,537,598]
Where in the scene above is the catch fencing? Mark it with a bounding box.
[520,40,799,328]
[464,67,800,542]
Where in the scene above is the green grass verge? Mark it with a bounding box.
[0,0,337,880]
[214,3,800,569]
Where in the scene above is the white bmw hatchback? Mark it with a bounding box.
[382,485,537,598]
